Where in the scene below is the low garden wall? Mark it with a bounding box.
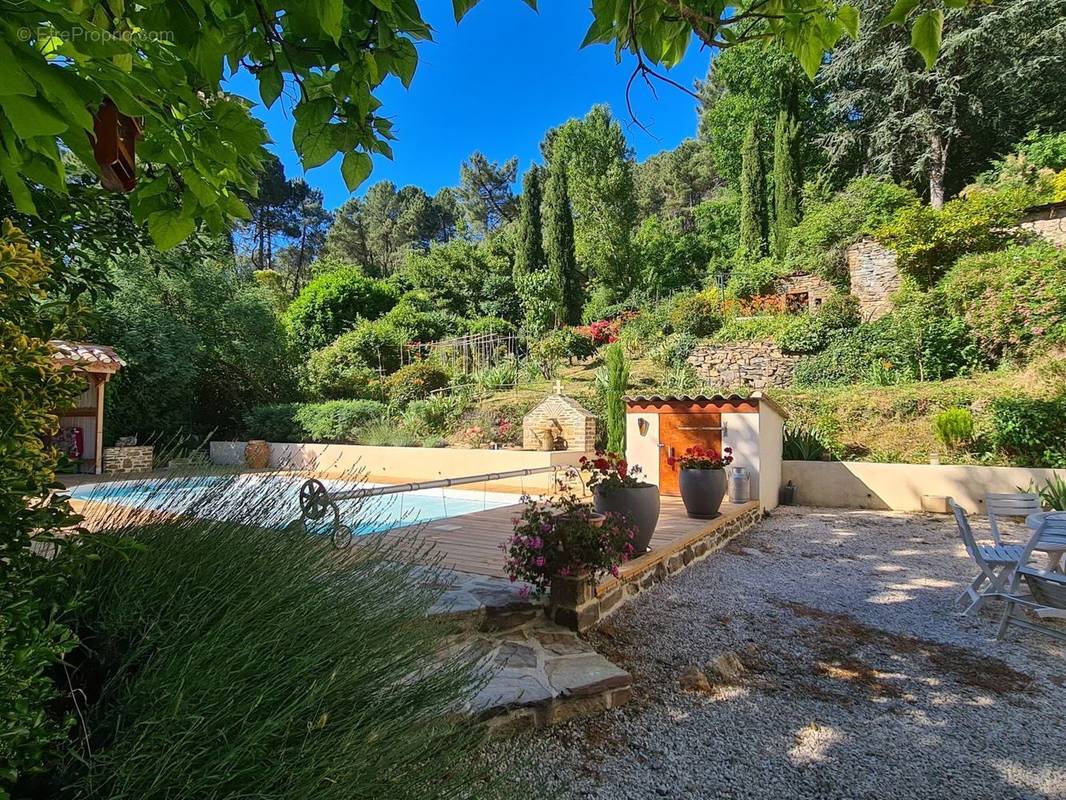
[687,341,801,389]
[782,460,1062,512]
[209,441,586,493]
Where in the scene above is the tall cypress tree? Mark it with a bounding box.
[543,165,581,326]
[772,90,802,260]
[513,165,545,282]
[736,116,769,262]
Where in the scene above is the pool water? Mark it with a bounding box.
[67,473,522,535]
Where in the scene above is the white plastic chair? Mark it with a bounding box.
[949,499,1025,616]
[985,493,1043,546]
[997,513,1066,643]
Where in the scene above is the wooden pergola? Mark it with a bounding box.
[49,341,126,475]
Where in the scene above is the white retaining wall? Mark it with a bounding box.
[782,460,1062,512]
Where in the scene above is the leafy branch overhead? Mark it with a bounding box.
[0,0,958,249]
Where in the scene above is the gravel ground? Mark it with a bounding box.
[507,507,1066,800]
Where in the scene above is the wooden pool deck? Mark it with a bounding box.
[385,496,761,582]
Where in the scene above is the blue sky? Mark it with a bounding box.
[225,2,712,210]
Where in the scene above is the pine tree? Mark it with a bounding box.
[736,116,769,262]
[772,96,802,260]
[513,165,545,282]
[543,165,581,326]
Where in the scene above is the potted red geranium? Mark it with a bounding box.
[579,450,660,553]
[669,445,734,519]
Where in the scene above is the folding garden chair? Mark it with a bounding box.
[997,513,1066,643]
[949,499,1025,616]
[985,493,1043,546]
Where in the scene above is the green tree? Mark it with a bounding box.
[399,238,517,321]
[698,43,823,190]
[736,117,769,262]
[456,152,518,235]
[95,245,297,439]
[601,344,630,454]
[513,165,546,282]
[819,0,1066,207]
[772,99,803,260]
[543,165,582,326]
[634,139,721,221]
[545,105,637,301]
[283,266,399,353]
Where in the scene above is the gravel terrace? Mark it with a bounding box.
[509,506,1066,800]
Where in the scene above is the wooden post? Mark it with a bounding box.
[94,375,106,475]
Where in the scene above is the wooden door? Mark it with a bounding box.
[658,412,723,496]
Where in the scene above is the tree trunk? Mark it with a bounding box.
[928,131,949,210]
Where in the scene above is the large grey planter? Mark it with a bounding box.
[592,483,661,554]
[679,468,727,519]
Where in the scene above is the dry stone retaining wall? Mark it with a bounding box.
[102,445,153,474]
[846,238,901,321]
[1019,202,1066,247]
[687,341,801,390]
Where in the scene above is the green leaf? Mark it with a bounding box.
[316,0,344,42]
[452,0,481,22]
[880,0,919,27]
[837,4,860,39]
[0,150,36,214]
[222,193,252,220]
[911,9,943,69]
[147,210,196,250]
[341,151,372,191]
[259,66,283,107]
[0,95,68,138]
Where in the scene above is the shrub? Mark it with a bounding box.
[294,400,390,443]
[515,270,559,337]
[403,394,469,437]
[650,333,697,369]
[356,420,425,447]
[939,243,1066,361]
[877,186,1038,287]
[243,403,303,441]
[782,423,834,461]
[460,316,517,336]
[989,397,1066,468]
[725,257,784,299]
[382,294,457,344]
[617,306,671,358]
[784,177,919,286]
[341,318,407,374]
[65,482,499,799]
[0,223,86,793]
[774,294,860,354]
[283,266,399,352]
[933,408,975,450]
[666,292,724,337]
[528,332,569,378]
[384,362,452,406]
[713,314,793,343]
[472,357,520,392]
[302,339,382,400]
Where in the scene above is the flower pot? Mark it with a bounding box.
[679,468,727,519]
[244,439,270,469]
[592,483,661,553]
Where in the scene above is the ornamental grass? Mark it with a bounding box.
[62,472,510,800]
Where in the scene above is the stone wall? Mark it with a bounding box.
[773,272,835,311]
[687,341,802,390]
[1019,201,1066,247]
[846,238,901,321]
[522,395,596,452]
[102,445,154,474]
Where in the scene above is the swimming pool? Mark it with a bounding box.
[67,473,523,535]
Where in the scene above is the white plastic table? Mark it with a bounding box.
[1025,511,1066,572]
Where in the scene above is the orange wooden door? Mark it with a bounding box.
[658,412,723,496]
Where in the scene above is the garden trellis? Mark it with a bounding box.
[401,332,522,375]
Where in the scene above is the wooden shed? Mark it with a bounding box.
[624,393,787,509]
[48,341,126,474]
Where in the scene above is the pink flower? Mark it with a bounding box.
[610,565,620,578]
[530,536,543,550]
[533,556,545,568]
[517,585,531,600]
[508,574,516,582]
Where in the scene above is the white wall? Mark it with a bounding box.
[625,412,660,486]
[782,460,1063,512]
[757,405,784,510]
[722,412,760,502]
